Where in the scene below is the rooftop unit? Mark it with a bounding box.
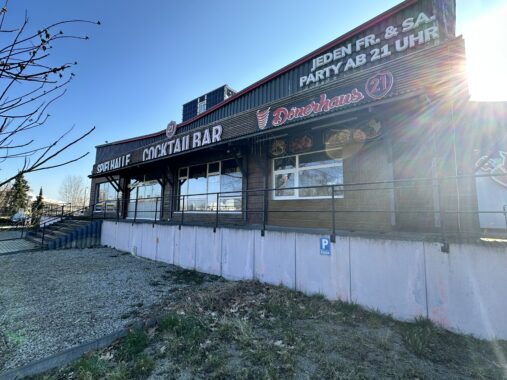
[182,85,236,122]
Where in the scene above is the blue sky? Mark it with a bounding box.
[3,0,506,200]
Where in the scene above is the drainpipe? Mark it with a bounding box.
[451,100,462,233]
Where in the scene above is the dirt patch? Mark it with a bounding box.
[36,280,507,379]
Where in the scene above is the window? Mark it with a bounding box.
[127,180,162,219]
[197,95,207,115]
[178,159,242,212]
[273,148,343,200]
[94,182,119,212]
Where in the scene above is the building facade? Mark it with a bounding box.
[89,0,495,238]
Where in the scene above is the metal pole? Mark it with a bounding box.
[214,192,219,233]
[103,201,106,219]
[154,197,158,223]
[331,185,336,243]
[179,195,184,230]
[116,198,120,222]
[134,196,138,223]
[262,188,267,237]
[437,176,449,253]
[41,224,45,250]
[170,187,175,221]
[503,205,507,231]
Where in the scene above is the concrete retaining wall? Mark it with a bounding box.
[101,221,507,340]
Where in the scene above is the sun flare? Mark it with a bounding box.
[462,4,507,101]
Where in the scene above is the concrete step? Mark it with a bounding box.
[48,226,83,235]
[27,220,103,250]
[63,219,91,225]
[24,235,44,245]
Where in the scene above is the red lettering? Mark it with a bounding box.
[319,94,331,112]
[272,107,288,126]
[351,88,364,102]
[330,96,340,108]
[296,107,306,118]
[339,94,351,106]
[271,86,367,127]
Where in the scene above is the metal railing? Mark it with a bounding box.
[3,172,506,248]
[34,199,112,248]
[42,203,75,217]
[86,172,507,246]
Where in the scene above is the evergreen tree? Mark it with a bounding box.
[8,174,30,215]
[31,187,44,225]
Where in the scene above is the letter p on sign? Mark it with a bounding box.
[320,237,331,256]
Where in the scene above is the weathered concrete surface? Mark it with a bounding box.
[174,226,196,270]
[0,239,37,255]
[350,238,427,321]
[425,242,507,339]
[155,224,175,264]
[254,231,296,289]
[295,233,350,301]
[221,228,254,281]
[101,221,507,339]
[195,227,222,276]
[0,229,24,241]
[139,223,158,261]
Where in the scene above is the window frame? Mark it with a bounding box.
[94,181,120,212]
[272,148,344,201]
[177,159,243,213]
[126,179,163,220]
[197,95,207,115]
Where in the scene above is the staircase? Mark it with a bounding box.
[26,218,103,249]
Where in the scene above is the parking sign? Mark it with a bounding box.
[320,237,331,255]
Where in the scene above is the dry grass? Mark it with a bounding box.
[34,271,507,380]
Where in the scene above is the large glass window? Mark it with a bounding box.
[94,182,120,212]
[127,180,162,219]
[178,159,242,212]
[273,148,343,200]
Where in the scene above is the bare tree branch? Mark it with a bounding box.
[0,139,33,149]
[0,1,99,187]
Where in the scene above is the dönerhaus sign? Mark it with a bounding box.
[142,125,222,162]
[257,72,394,130]
[300,12,439,88]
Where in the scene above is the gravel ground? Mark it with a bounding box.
[0,248,186,371]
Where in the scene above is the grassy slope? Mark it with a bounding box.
[36,270,507,380]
